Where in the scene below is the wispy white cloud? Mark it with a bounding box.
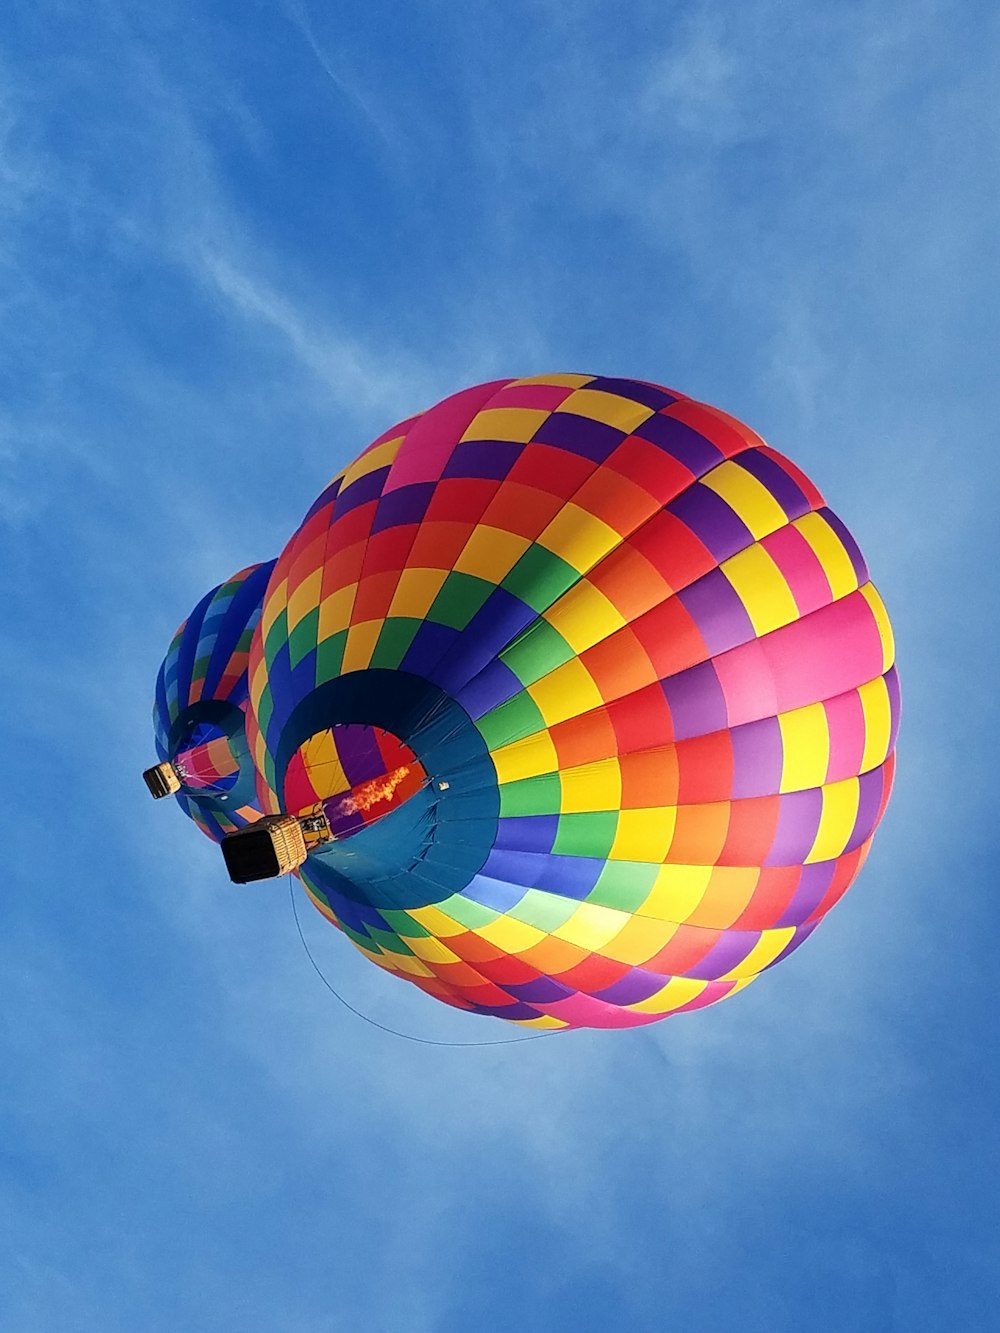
[282,0,403,156]
[193,246,431,417]
[0,426,36,526]
[642,13,757,147]
[0,84,44,236]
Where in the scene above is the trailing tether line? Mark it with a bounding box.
[287,877,558,1048]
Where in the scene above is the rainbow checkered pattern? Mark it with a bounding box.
[231,374,899,1030]
[153,561,275,842]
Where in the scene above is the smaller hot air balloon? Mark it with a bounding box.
[144,561,275,842]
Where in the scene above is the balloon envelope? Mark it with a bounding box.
[242,375,898,1029]
[153,560,276,842]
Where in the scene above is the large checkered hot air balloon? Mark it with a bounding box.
[148,375,899,1030]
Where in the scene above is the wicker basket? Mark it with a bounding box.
[220,815,308,883]
[143,762,181,799]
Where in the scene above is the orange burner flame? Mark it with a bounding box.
[337,765,411,816]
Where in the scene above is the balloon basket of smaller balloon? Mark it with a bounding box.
[219,811,333,884]
[142,762,181,799]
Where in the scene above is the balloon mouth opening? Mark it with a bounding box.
[283,723,431,839]
[161,698,259,813]
[271,670,500,910]
[174,719,240,793]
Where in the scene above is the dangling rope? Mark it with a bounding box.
[287,877,559,1048]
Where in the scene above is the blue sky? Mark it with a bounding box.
[2,1,998,1329]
